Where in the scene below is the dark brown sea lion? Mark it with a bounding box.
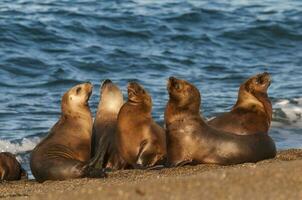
[0,152,27,181]
[165,77,276,167]
[91,79,126,169]
[30,82,105,183]
[116,82,166,169]
[208,72,272,135]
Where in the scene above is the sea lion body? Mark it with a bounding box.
[0,152,26,181]
[30,83,105,182]
[165,77,276,167]
[116,82,166,169]
[208,72,272,135]
[91,80,126,169]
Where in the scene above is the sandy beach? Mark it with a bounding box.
[0,149,301,200]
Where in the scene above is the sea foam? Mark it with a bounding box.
[0,137,40,155]
[272,98,302,128]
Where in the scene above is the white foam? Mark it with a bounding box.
[275,99,290,106]
[0,137,40,155]
[273,98,302,128]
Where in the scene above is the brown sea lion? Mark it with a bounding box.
[30,82,105,183]
[91,79,126,169]
[208,72,272,135]
[165,77,276,167]
[116,82,166,169]
[0,152,27,181]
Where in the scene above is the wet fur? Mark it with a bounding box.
[116,82,166,169]
[30,83,105,183]
[0,152,27,181]
[91,80,126,169]
[208,73,272,135]
[165,77,276,167]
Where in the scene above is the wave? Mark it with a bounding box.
[0,137,40,155]
[272,98,302,128]
[221,23,302,48]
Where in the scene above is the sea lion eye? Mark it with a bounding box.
[76,87,82,94]
[254,77,260,84]
[175,83,181,90]
[255,77,263,85]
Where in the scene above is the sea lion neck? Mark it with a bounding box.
[127,100,152,114]
[98,85,124,113]
[96,100,123,120]
[251,91,272,123]
[61,102,93,126]
[234,86,264,109]
[165,99,202,126]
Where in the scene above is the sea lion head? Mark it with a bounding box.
[127,82,152,109]
[62,82,93,115]
[236,72,272,122]
[99,79,123,114]
[167,77,200,112]
[242,72,271,95]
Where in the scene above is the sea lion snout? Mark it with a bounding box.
[101,79,113,89]
[127,82,142,92]
[62,82,93,112]
[127,82,138,99]
[83,83,93,100]
[168,77,182,91]
[127,82,150,104]
[258,72,271,86]
[169,76,177,83]
[79,82,93,93]
[103,79,112,84]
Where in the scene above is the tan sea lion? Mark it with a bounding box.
[30,82,105,183]
[208,72,272,135]
[0,152,27,181]
[165,77,276,167]
[91,79,126,169]
[116,82,166,169]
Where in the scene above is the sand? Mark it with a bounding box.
[1,149,302,200]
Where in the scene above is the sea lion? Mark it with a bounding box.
[208,72,272,135]
[116,82,166,169]
[0,152,27,181]
[30,82,105,183]
[91,79,126,169]
[165,77,276,167]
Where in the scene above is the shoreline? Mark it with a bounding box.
[1,149,302,200]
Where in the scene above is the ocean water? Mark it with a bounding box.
[0,0,301,176]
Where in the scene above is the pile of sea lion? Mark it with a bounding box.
[0,72,276,183]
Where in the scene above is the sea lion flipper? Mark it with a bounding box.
[169,160,193,168]
[0,169,6,180]
[20,167,28,180]
[91,126,97,157]
[83,165,107,178]
[88,135,110,169]
[146,165,165,170]
[135,139,149,168]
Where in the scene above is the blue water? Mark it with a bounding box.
[0,0,302,176]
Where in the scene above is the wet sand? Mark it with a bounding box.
[1,149,302,200]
